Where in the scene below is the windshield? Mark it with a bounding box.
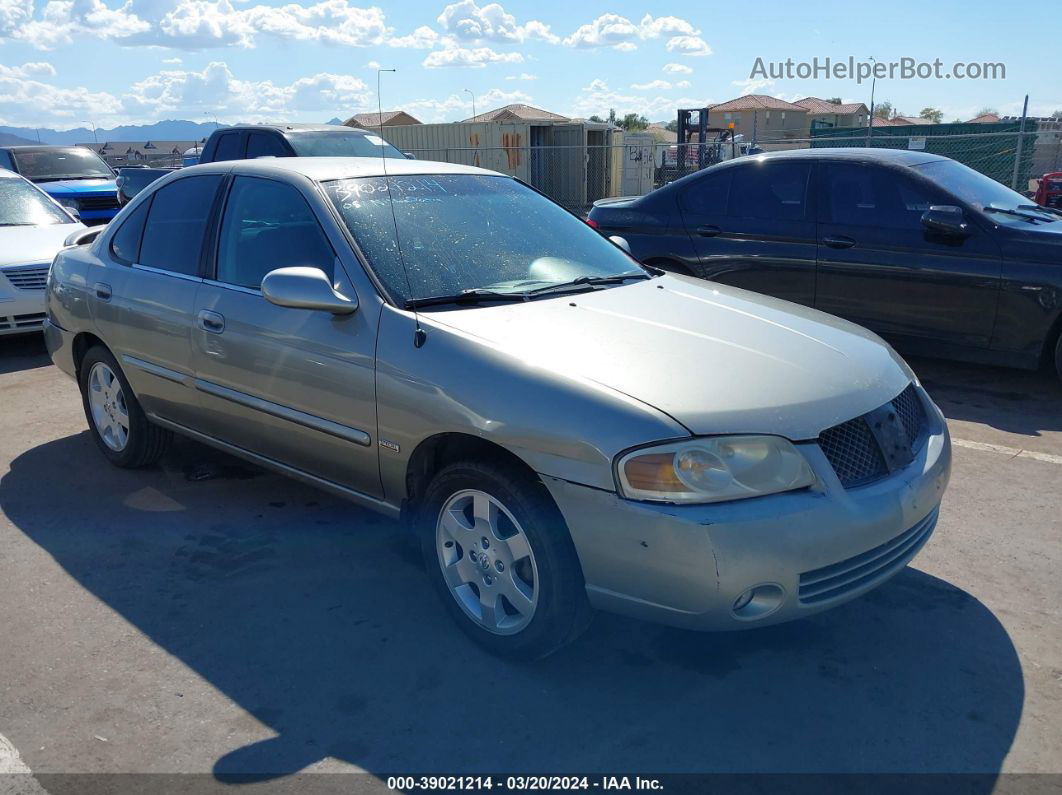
[11,147,113,181]
[325,174,642,304]
[288,131,406,159]
[0,177,74,226]
[914,159,1055,223]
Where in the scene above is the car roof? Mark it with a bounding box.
[225,123,373,135]
[742,147,948,166]
[185,156,504,181]
[0,145,90,152]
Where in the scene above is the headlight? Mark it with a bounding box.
[57,198,80,210]
[616,436,815,504]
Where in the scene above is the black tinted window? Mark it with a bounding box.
[825,163,936,229]
[216,177,334,289]
[212,134,243,162]
[728,162,811,221]
[246,133,288,159]
[139,175,221,276]
[109,200,150,264]
[680,171,731,215]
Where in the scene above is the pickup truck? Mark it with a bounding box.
[115,123,408,204]
[0,145,120,225]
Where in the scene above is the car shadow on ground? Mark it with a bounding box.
[1,432,1023,786]
[0,334,51,375]
[908,356,1062,438]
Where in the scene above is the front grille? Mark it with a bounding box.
[77,195,120,212]
[891,383,928,447]
[3,265,49,290]
[0,312,46,331]
[798,508,939,604]
[818,383,930,488]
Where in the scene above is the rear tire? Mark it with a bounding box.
[417,460,592,660]
[79,345,172,468]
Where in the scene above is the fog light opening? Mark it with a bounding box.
[732,584,785,620]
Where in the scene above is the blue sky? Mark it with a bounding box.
[0,0,1059,130]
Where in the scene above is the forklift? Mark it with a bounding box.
[657,108,758,184]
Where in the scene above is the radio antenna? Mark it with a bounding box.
[376,67,426,348]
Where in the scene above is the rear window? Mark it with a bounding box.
[138,175,222,276]
[287,131,405,159]
[727,161,811,221]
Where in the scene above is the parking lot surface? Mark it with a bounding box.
[1,333,1061,791]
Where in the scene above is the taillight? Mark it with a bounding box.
[585,217,599,229]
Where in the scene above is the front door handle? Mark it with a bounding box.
[695,225,722,237]
[823,235,856,249]
[94,282,112,301]
[197,310,225,334]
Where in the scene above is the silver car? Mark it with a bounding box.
[44,157,951,658]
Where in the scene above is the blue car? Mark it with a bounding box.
[0,146,119,225]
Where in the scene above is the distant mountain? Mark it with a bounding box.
[326,117,344,125]
[0,131,38,146]
[0,120,223,145]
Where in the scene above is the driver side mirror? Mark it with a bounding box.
[608,235,632,254]
[921,205,970,237]
[261,267,357,315]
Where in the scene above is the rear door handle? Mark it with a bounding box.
[695,225,722,237]
[823,235,856,249]
[94,282,111,301]
[197,310,225,334]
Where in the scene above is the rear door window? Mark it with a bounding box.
[138,175,222,276]
[680,170,731,215]
[215,176,334,289]
[246,133,289,159]
[211,133,243,162]
[727,161,811,221]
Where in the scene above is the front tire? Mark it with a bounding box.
[417,460,592,659]
[79,345,171,468]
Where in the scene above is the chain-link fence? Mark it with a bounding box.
[402,126,1062,216]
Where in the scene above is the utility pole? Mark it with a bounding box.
[866,56,877,145]
[464,89,477,122]
[83,120,98,144]
[1011,94,1030,190]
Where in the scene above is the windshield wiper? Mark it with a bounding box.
[1016,203,1062,219]
[525,271,651,295]
[405,288,531,309]
[983,206,1051,223]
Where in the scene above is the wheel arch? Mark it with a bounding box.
[72,331,108,378]
[401,433,543,523]
[1042,309,1062,372]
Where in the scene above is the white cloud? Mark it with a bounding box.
[563,12,699,50]
[3,0,393,49]
[505,72,537,81]
[161,55,182,63]
[422,44,523,68]
[436,0,557,44]
[732,76,774,95]
[386,24,442,49]
[0,64,122,125]
[662,62,692,74]
[631,79,672,91]
[584,78,608,91]
[122,60,371,119]
[568,81,704,120]
[366,60,381,69]
[665,35,711,56]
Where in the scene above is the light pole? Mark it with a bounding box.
[465,89,476,121]
[204,112,219,128]
[865,56,877,144]
[83,120,98,144]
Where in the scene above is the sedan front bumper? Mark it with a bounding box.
[543,390,951,630]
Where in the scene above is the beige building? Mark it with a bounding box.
[794,97,869,131]
[342,110,421,129]
[706,95,809,141]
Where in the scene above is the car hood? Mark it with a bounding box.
[39,178,117,196]
[423,276,913,440]
[0,223,83,266]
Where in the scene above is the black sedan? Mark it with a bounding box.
[588,148,1062,380]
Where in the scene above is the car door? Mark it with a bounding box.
[679,159,817,306]
[190,174,382,498]
[89,174,224,428]
[815,161,1002,347]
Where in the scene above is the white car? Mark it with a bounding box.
[0,168,85,335]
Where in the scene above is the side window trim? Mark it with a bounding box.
[136,174,224,278]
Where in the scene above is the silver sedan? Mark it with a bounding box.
[44,157,951,658]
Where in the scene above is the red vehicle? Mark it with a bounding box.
[1034,171,1062,209]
